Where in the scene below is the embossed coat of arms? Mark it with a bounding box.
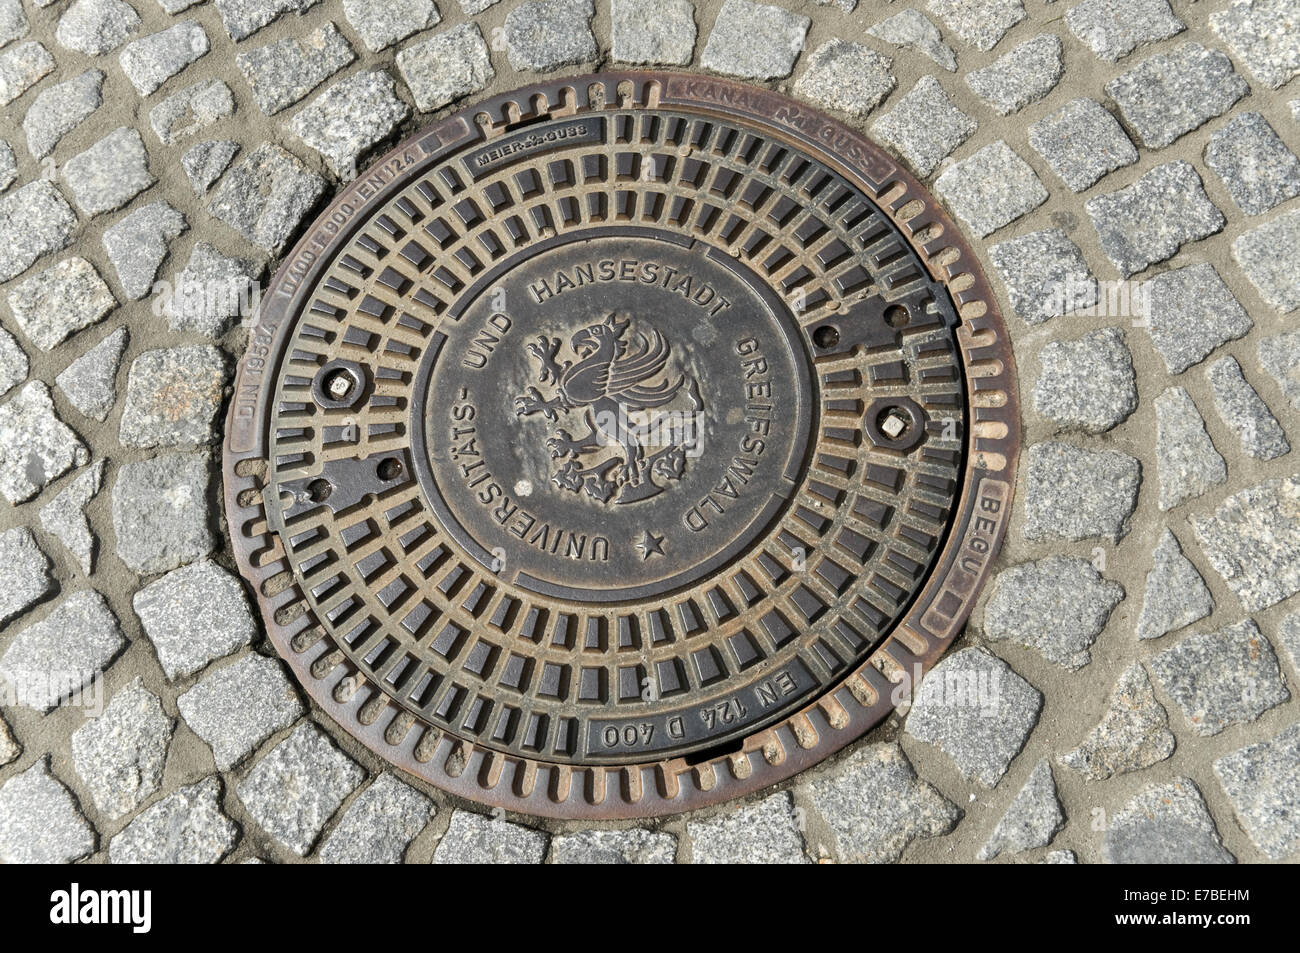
[514,313,703,504]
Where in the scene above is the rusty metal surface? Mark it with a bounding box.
[222,72,1021,819]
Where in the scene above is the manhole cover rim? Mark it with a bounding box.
[222,70,1021,820]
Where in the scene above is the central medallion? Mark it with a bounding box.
[414,230,812,602]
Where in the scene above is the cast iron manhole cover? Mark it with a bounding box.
[223,73,1020,819]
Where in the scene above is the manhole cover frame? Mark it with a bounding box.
[222,71,1020,820]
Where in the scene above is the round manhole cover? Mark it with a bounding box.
[223,72,1020,819]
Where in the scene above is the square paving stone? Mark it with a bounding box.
[504,0,598,73]
[1206,356,1289,461]
[687,791,808,863]
[22,68,105,160]
[168,242,263,338]
[1032,326,1136,433]
[1211,0,1300,89]
[0,41,54,107]
[237,722,365,857]
[1028,98,1138,192]
[342,0,439,53]
[1085,161,1224,277]
[550,828,677,864]
[55,0,139,55]
[904,647,1041,787]
[177,653,303,767]
[118,20,210,96]
[700,0,809,80]
[1066,0,1184,63]
[112,451,215,574]
[235,22,356,116]
[1142,262,1252,373]
[1103,778,1233,864]
[288,69,410,179]
[397,22,494,113]
[118,345,228,449]
[432,809,549,864]
[61,127,154,217]
[965,34,1062,115]
[6,256,116,352]
[0,381,89,504]
[134,559,257,681]
[209,143,326,253]
[1154,385,1226,511]
[0,759,95,864]
[0,526,53,626]
[0,590,124,712]
[1149,619,1289,736]
[109,777,239,864]
[101,201,189,300]
[1214,722,1300,860]
[1106,42,1249,149]
[1192,474,1300,612]
[794,40,894,119]
[1205,111,1300,215]
[1232,208,1300,311]
[799,743,959,863]
[610,0,696,66]
[989,228,1097,324]
[70,679,174,819]
[319,773,435,863]
[926,0,1024,52]
[934,141,1047,237]
[0,179,77,283]
[870,75,976,177]
[1021,441,1140,542]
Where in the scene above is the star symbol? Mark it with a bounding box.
[636,530,666,560]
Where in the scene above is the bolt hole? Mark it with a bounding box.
[377,457,403,481]
[307,478,332,503]
[812,325,840,349]
[884,305,909,328]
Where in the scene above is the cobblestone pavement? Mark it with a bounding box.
[1,0,1298,865]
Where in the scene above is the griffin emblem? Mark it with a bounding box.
[514,313,702,504]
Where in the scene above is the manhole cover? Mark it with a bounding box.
[223,72,1019,819]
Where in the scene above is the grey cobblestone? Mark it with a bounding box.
[700,0,807,80]
[1192,474,1300,612]
[688,791,807,863]
[0,41,53,107]
[965,34,1062,116]
[1154,386,1226,511]
[318,773,434,863]
[905,647,1042,786]
[0,716,19,767]
[1211,0,1300,90]
[1104,778,1233,864]
[39,460,106,575]
[1033,326,1136,433]
[56,326,128,421]
[1206,356,1289,461]
[432,809,549,864]
[550,828,677,864]
[209,143,325,253]
[984,556,1123,669]
[504,0,598,73]
[801,743,959,863]
[871,75,975,177]
[867,9,955,72]
[934,141,1048,237]
[237,722,365,856]
[0,759,95,864]
[610,0,695,66]
[396,23,493,113]
[62,127,155,217]
[109,777,238,863]
[1107,42,1249,149]
[7,256,115,352]
[149,80,235,146]
[989,228,1096,324]
[119,345,227,449]
[1150,619,1289,736]
[0,140,11,191]
[0,590,124,712]
[1086,161,1224,277]
[213,0,308,43]
[1022,441,1140,543]
[168,243,262,338]
[1204,111,1300,216]
[71,680,175,819]
[288,69,410,179]
[177,653,302,768]
[0,381,89,504]
[1136,529,1214,641]
[235,22,356,116]
[1214,722,1300,860]
[1143,262,1252,374]
[1066,0,1183,63]
[135,560,257,682]
[0,0,26,48]
[0,327,24,397]
[112,451,215,574]
[1258,329,1300,410]
[976,759,1063,860]
[0,180,77,283]
[1060,664,1175,781]
[118,20,210,97]
[55,0,139,56]
[926,0,1024,53]
[182,140,240,194]
[794,40,894,119]
[102,201,189,300]
[342,0,439,53]
[22,68,104,160]
[0,526,53,625]
[1232,209,1300,312]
